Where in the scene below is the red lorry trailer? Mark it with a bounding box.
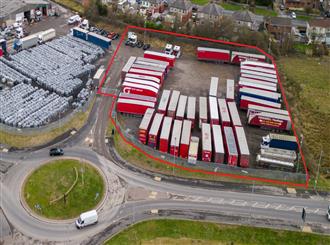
[118,92,157,103]
[176,95,188,120]
[248,112,292,131]
[170,120,183,156]
[226,79,235,101]
[131,63,166,74]
[180,120,192,158]
[138,108,155,144]
[121,56,136,80]
[196,47,230,63]
[117,98,155,115]
[209,77,219,97]
[247,104,288,118]
[218,98,231,127]
[125,73,161,85]
[167,90,181,117]
[241,73,278,84]
[227,101,242,127]
[223,127,238,166]
[202,123,212,162]
[122,82,159,98]
[231,51,266,64]
[240,60,275,70]
[144,50,176,68]
[238,78,277,92]
[199,97,208,128]
[187,97,196,128]
[124,77,160,90]
[136,57,170,70]
[240,69,277,80]
[128,68,164,83]
[240,96,281,110]
[234,126,250,168]
[159,116,173,153]
[158,90,171,114]
[240,65,277,75]
[212,124,225,163]
[209,96,219,125]
[148,113,164,148]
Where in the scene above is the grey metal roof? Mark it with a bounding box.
[201,3,224,16]
[170,0,192,10]
[232,10,256,23]
[268,17,292,27]
[0,0,49,19]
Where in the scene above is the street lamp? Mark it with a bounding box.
[296,134,304,173]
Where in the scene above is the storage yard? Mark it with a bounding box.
[0,27,110,128]
[110,31,303,175]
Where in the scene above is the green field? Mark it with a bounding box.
[191,0,209,5]
[105,219,330,245]
[220,3,243,11]
[254,7,277,17]
[279,56,330,188]
[24,159,104,219]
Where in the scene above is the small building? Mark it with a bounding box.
[266,17,293,41]
[140,0,165,15]
[232,10,260,31]
[169,0,193,23]
[198,2,224,23]
[284,0,320,11]
[0,0,51,26]
[307,19,330,45]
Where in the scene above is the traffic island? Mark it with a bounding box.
[22,159,105,220]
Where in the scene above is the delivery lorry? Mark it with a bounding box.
[261,133,298,151]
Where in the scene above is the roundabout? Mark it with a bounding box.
[23,159,105,220]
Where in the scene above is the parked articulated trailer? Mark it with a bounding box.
[128,68,164,83]
[239,87,281,103]
[176,95,188,120]
[260,147,297,163]
[256,155,294,169]
[226,79,235,101]
[124,77,160,90]
[209,96,219,125]
[180,120,192,158]
[241,65,277,75]
[159,116,173,153]
[118,92,157,103]
[231,51,266,64]
[261,133,298,151]
[196,47,230,63]
[144,50,176,68]
[148,113,164,148]
[122,82,159,97]
[234,126,250,168]
[240,69,277,80]
[187,97,196,128]
[209,77,219,97]
[248,112,292,131]
[238,80,277,92]
[125,73,161,85]
[167,90,181,117]
[240,96,281,110]
[218,99,231,127]
[212,124,224,163]
[136,57,170,70]
[247,104,288,118]
[131,63,166,74]
[199,97,208,128]
[223,127,238,166]
[241,73,278,84]
[227,101,242,127]
[117,98,155,115]
[240,60,275,70]
[188,136,200,164]
[158,90,171,114]
[138,108,155,144]
[170,120,183,156]
[239,76,277,88]
[202,123,212,162]
[121,57,137,79]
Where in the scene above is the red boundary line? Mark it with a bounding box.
[99,25,309,188]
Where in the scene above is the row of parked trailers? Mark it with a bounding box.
[72,27,111,49]
[117,52,175,115]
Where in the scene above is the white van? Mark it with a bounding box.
[68,15,81,25]
[75,210,98,229]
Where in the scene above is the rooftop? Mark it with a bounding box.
[170,0,192,10]
[0,0,49,19]
[268,17,292,27]
[232,10,257,23]
[201,2,224,16]
[309,19,330,28]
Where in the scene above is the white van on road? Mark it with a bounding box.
[76,210,98,229]
[68,15,81,25]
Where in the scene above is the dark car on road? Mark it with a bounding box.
[49,148,64,156]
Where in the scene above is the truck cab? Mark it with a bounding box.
[80,19,89,30]
[126,32,137,46]
[173,45,181,58]
[164,43,173,55]
[261,135,271,149]
[16,27,24,38]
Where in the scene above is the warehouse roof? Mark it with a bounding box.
[232,10,256,23]
[201,3,224,16]
[0,0,49,20]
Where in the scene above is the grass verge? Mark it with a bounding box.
[254,7,277,17]
[105,219,330,245]
[220,3,243,11]
[53,0,84,14]
[24,159,104,219]
[0,98,95,148]
[191,0,209,5]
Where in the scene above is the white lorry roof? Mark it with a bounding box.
[202,123,212,151]
[247,104,288,116]
[170,120,183,146]
[223,127,238,155]
[160,116,173,140]
[241,68,277,79]
[125,73,160,84]
[239,87,281,100]
[199,97,208,120]
[197,47,230,53]
[235,126,250,155]
[239,77,277,88]
[168,90,181,112]
[176,95,188,118]
[149,113,164,136]
[241,73,278,83]
[249,112,291,121]
[181,120,192,145]
[144,50,176,59]
[158,90,171,112]
[136,57,169,67]
[209,77,219,97]
[212,124,224,154]
[240,60,275,69]
[241,65,277,75]
[209,96,219,121]
[131,63,165,73]
[129,68,163,77]
[240,95,281,108]
[238,80,277,92]
[122,82,159,94]
[124,78,160,89]
[187,97,196,120]
[119,92,157,102]
[218,99,230,123]
[122,56,137,74]
[227,102,242,126]
[226,79,235,100]
[188,137,199,156]
[139,108,155,130]
[117,98,155,107]
[134,60,167,70]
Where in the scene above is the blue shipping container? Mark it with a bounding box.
[269,140,298,151]
[73,27,88,41]
[87,32,111,49]
[239,91,279,103]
